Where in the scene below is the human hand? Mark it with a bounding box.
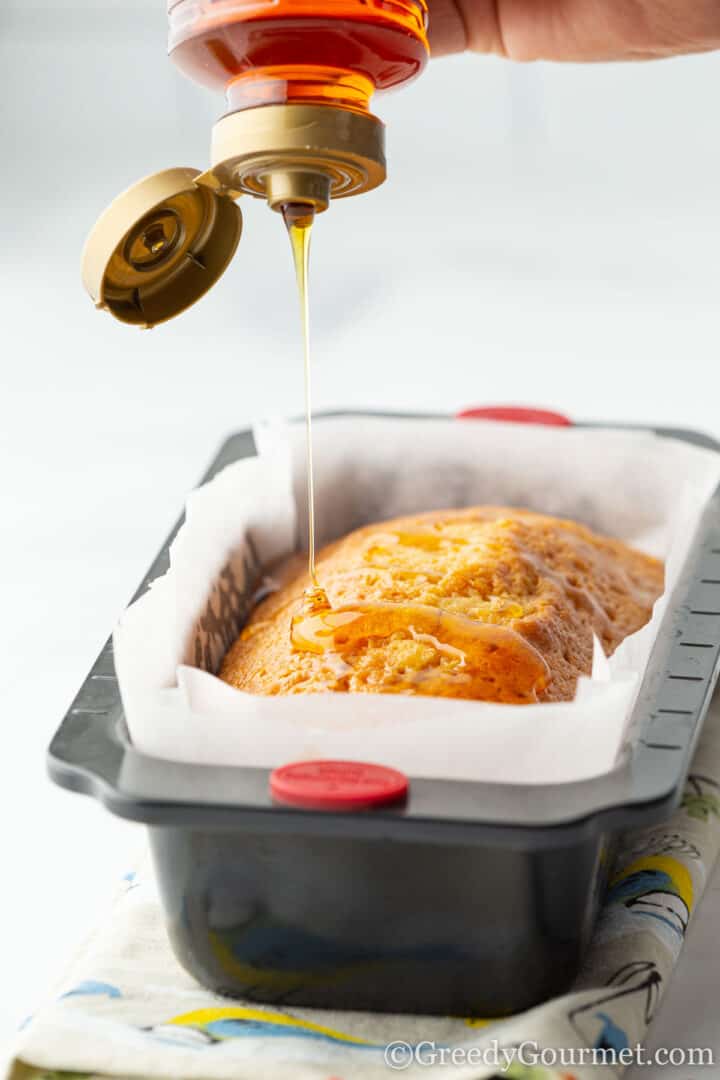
[427,0,720,61]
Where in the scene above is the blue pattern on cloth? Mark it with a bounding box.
[59,982,122,1002]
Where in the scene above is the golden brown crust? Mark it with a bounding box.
[219,507,664,704]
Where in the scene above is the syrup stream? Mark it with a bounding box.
[283,202,319,586]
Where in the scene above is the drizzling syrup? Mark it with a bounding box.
[283,201,321,589]
[280,207,550,702]
[290,591,551,703]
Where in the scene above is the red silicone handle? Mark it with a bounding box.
[456,406,572,427]
[270,760,409,811]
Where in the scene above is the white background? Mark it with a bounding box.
[1,0,719,1068]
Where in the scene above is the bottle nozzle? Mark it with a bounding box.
[265,169,331,214]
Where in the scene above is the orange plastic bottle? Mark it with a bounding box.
[168,0,429,114]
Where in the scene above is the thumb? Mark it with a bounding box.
[427,0,504,56]
[426,0,468,55]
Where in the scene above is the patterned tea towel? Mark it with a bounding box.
[6,698,720,1080]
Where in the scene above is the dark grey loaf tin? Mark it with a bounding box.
[49,414,720,1017]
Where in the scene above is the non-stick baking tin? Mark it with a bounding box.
[48,413,720,1016]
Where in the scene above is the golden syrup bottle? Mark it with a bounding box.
[82,3,430,326]
[168,0,429,114]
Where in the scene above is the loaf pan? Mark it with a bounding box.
[48,412,720,1016]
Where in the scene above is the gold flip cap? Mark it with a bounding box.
[82,105,385,327]
[81,168,242,329]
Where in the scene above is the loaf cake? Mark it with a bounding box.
[219,507,664,704]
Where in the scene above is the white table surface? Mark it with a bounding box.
[2,1,720,1066]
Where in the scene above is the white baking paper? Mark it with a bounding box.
[114,417,720,784]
